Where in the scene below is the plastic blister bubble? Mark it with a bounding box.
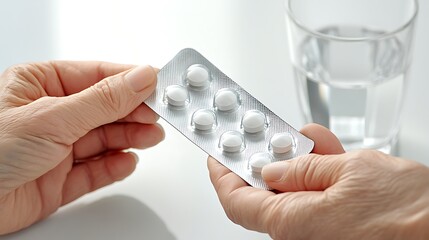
[241,110,268,134]
[219,131,246,153]
[145,48,314,189]
[184,64,211,89]
[214,88,241,112]
[163,85,190,108]
[248,152,273,174]
[191,109,217,132]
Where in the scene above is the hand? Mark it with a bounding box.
[0,62,164,234]
[208,124,429,240]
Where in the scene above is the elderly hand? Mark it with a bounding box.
[208,124,429,240]
[0,62,164,234]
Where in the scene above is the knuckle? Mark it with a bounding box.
[4,64,29,76]
[91,80,120,114]
[3,63,41,81]
[225,209,239,225]
[294,154,326,190]
[1,64,28,85]
[399,159,428,177]
[265,195,314,240]
[264,200,290,239]
[0,63,47,103]
[223,201,240,225]
[343,149,380,168]
[223,189,244,224]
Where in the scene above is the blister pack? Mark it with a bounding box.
[145,48,314,189]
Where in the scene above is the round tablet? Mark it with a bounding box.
[165,85,189,107]
[214,89,239,111]
[249,153,272,173]
[192,109,216,131]
[270,133,293,154]
[242,110,266,133]
[219,131,245,153]
[186,65,210,88]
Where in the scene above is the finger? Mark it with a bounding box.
[73,123,164,159]
[207,157,276,233]
[48,61,135,95]
[61,151,138,205]
[208,156,249,192]
[43,65,157,144]
[262,154,345,192]
[300,123,345,154]
[208,157,323,236]
[117,103,159,124]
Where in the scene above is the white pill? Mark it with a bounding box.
[214,90,239,111]
[186,65,210,87]
[192,110,216,131]
[242,111,266,133]
[270,133,293,154]
[165,85,189,107]
[220,131,244,153]
[249,153,272,173]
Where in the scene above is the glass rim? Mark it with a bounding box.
[285,0,419,42]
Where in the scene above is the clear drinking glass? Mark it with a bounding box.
[285,0,418,153]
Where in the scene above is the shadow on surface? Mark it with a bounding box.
[4,195,176,240]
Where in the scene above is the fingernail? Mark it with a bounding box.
[129,152,140,165]
[125,65,156,93]
[261,161,290,182]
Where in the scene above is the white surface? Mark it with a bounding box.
[1,0,429,239]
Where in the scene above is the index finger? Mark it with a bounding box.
[300,123,345,155]
[208,156,274,232]
[208,156,324,237]
[44,61,135,95]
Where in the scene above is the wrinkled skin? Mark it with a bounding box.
[0,62,164,234]
[208,124,429,240]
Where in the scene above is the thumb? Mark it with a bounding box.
[60,65,157,140]
[261,154,344,192]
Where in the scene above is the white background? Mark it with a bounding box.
[1,0,428,239]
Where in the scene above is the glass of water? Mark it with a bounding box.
[285,0,418,153]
